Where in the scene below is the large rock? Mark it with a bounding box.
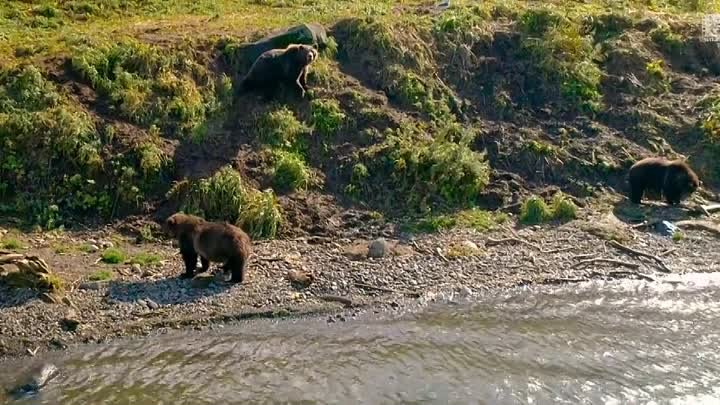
[368,238,390,259]
[228,23,329,69]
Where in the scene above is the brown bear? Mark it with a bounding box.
[628,157,700,205]
[165,213,252,283]
[237,44,319,98]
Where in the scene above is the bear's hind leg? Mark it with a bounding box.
[180,250,198,279]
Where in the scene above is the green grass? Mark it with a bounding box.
[70,39,221,138]
[129,252,162,266]
[405,209,508,234]
[101,247,127,264]
[88,269,113,281]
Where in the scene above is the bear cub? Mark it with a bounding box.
[165,213,252,283]
[237,43,319,98]
[628,157,700,205]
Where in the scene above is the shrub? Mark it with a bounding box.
[359,123,490,209]
[175,166,283,239]
[271,151,311,192]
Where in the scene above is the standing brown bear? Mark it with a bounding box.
[237,43,319,98]
[628,157,700,205]
[165,213,252,283]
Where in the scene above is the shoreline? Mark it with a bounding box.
[1,211,719,361]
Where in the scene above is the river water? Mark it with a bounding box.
[3,272,720,405]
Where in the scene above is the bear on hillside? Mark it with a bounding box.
[628,157,700,205]
[237,44,319,99]
[165,213,252,283]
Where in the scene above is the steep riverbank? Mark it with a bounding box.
[1,202,719,360]
[2,0,720,360]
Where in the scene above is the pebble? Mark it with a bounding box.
[86,244,99,253]
[131,264,141,273]
[461,240,479,251]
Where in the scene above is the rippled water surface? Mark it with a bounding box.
[4,272,720,405]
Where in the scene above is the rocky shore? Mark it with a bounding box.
[1,205,719,360]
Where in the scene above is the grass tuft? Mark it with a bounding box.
[129,252,162,266]
[310,98,346,138]
[88,269,113,281]
[271,150,312,192]
[257,106,308,148]
[101,247,127,264]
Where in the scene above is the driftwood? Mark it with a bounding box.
[701,204,720,213]
[607,270,656,282]
[572,258,640,270]
[317,295,353,307]
[486,237,574,254]
[659,248,677,257]
[487,237,539,249]
[675,220,720,237]
[607,240,671,273]
[355,282,419,297]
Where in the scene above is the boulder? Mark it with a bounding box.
[368,238,390,259]
[230,23,329,68]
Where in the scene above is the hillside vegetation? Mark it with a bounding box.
[1,0,719,237]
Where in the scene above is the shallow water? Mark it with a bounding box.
[4,272,720,405]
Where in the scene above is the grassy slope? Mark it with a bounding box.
[0,0,719,237]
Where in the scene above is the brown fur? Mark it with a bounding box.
[165,213,252,283]
[238,44,319,98]
[628,157,700,205]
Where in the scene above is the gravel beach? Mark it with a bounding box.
[1,207,718,360]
